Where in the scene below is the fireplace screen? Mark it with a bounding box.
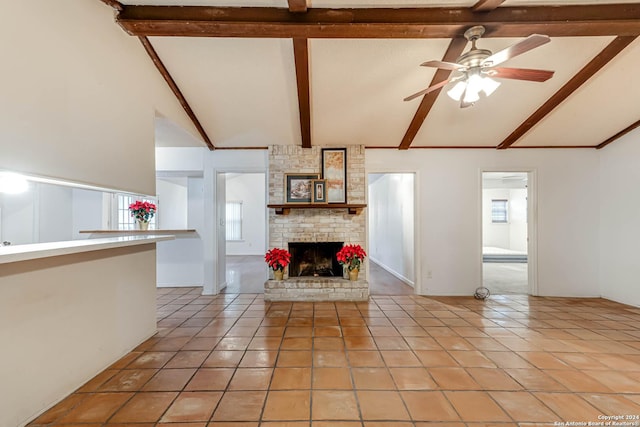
[288,242,344,277]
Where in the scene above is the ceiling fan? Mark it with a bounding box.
[405,25,555,108]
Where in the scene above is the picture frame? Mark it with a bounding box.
[312,179,327,204]
[321,148,347,203]
[285,173,320,204]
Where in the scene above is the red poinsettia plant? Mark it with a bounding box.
[337,244,367,271]
[129,200,157,223]
[265,248,291,272]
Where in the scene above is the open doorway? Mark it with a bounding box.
[482,172,531,295]
[223,172,267,293]
[368,173,416,295]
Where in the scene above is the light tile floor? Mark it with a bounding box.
[30,288,640,426]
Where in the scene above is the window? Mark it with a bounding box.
[116,194,157,230]
[491,199,508,223]
[226,201,243,241]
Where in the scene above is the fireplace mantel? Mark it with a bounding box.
[268,203,367,215]
[267,145,368,301]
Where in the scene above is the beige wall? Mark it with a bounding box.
[0,245,157,427]
[0,0,200,195]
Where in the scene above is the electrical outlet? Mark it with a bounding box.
[427,270,432,279]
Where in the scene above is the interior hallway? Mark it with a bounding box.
[483,263,529,295]
[30,288,640,425]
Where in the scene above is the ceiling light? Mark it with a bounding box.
[447,81,467,101]
[481,77,501,96]
[463,86,480,104]
[446,73,502,104]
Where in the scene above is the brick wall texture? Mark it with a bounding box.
[266,145,369,300]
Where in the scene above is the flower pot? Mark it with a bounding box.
[348,268,359,281]
[136,220,149,231]
[273,270,284,281]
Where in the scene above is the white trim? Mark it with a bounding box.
[0,235,173,264]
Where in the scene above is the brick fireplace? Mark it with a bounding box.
[265,145,368,301]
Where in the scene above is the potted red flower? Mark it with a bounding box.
[129,200,157,230]
[336,244,367,281]
[265,248,291,281]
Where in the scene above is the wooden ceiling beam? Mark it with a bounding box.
[116,4,640,38]
[138,37,215,151]
[98,0,123,11]
[293,38,312,149]
[288,0,308,13]
[399,38,468,150]
[497,36,636,150]
[472,0,506,13]
[596,118,640,150]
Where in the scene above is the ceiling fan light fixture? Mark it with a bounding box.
[463,86,480,104]
[466,73,484,97]
[481,77,501,96]
[407,25,553,108]
[447,80,467,101]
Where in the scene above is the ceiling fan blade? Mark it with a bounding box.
[483,34,551,67]
[420,60,466,71]
[489,67,555,82]
[403,78,452,102]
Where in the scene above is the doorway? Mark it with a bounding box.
[223,172,267,293]
[481,171,532,295]
[368,173,416,295]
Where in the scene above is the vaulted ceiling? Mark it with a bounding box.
[100,0,640,150]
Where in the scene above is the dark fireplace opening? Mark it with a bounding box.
[288,242,344,277]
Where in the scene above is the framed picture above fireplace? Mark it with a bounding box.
[312,179,327,204]
[321,148,347,203]
[285,173,320,204]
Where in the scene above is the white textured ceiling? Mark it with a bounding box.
[115,1,640,149]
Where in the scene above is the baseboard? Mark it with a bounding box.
[370,257,414,287]
[157,283,203,288]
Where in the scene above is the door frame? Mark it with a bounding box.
[215,169,268,294]
[367,170,421,295]
[479,168,538,296]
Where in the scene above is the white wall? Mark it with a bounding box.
[37,184,74,244]
[71,189,106,239]
[154,149,268,292]
[0,190,35,245]
[0,183,78,245]
[482,188,527,252]
[368,173,415,285]
[156,147,206,173]
[0,3,191,424]
[0,0,198,196]
[157,178,188,229]
[509,189,528,252]
[482,189,511,249]
[155,149,206,287]
[366,149,600,297]
[599,129,640,307]
[154,176,206,288]
[226,173,266,256]
[0,246,157,427]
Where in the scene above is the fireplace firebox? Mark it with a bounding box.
[288,242,344,277]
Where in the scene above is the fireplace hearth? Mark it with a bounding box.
[266,145,368,301]
[288,242,343,277]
